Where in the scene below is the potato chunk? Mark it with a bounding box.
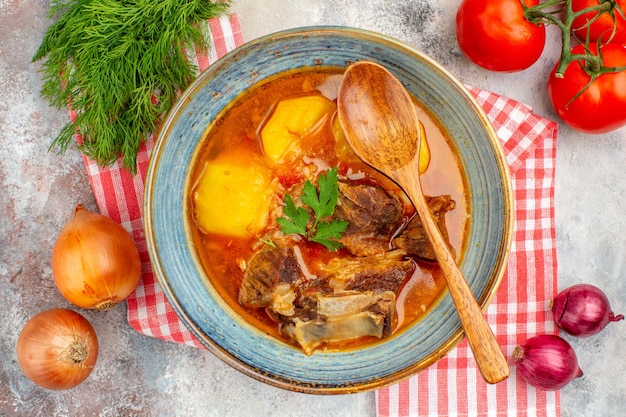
[261,95,336,163]
[193,152,273,237]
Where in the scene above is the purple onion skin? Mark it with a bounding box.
[551,284,624,337]
[513,334,583,390]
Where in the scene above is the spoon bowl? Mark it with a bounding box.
[337,61,509,384]
[335,64,419,169]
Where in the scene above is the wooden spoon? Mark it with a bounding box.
[337,60,509,384]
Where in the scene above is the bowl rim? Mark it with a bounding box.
[144,25,514,394]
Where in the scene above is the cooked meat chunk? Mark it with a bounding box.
[281,291,396,355]
[239,187,456,355]
[334,181,403,256]
[239,245,304,308]
[393,195,456,261]
[317,249,413,293]
[241,245,408,354]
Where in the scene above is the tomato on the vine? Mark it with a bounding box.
[572,0,626,44]
[456,0,546,72]
[548,43,626,133]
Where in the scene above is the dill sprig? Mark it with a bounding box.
[33,0,231,173]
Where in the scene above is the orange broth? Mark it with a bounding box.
[187,69,469,349]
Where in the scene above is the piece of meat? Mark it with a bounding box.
[239,187,456,355]
[334,181,404,256]
[317,249,414,293]
[239,245,304,309]
[281,290,396,355]
[393,195,456,261]
[241,245,412,354]
[240,245,408,354]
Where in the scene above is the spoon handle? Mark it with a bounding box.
[399,165,510,384]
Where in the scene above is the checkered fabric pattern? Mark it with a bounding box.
[376,86,559,417]
[69,15,560,417]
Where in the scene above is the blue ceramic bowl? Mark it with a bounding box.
[144,27,513,394]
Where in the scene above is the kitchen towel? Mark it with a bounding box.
[69,14,559,417]
[376,86,559,417]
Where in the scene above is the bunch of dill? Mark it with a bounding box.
[33,0,231,173]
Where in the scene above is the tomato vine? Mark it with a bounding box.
[523,0,626,77]
[513,0,626,133]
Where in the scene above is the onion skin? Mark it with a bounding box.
[16,308,99,390]
[512,334,583,391]
[551,284,624,337]
[52,205,141,309]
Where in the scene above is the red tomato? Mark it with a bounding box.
[456,0,546,72]
[548,43,626,133]
[572,0,626,44]
[278,172,303,189]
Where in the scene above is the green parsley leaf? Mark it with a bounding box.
[310,220,349,251]
[276,194,309,236]
[277,167,349,251]
[301,167,340,220]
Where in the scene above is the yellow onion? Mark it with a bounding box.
[16,308,99,390]
[51,205,141,309]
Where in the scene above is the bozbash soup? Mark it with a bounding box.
[188,69,468,355]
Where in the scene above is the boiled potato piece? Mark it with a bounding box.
[331,115,361,163]
[193,152,273,237]
[261,95,336,163]
[332,116,430,174]
[416,120,430,174]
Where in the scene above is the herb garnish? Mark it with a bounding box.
[276,167,349,251]
[32,0,231,173]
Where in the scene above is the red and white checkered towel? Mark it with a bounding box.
[70,15,560,417]
[376,88,559,417]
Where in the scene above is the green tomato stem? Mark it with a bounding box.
[522,0,625,77]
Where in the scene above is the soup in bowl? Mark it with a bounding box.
[144,27,513,393]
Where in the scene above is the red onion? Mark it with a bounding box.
[551,284,624,337]
[512,334,583,390]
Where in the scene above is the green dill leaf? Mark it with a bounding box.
[259,235,276,248]
[276,194,309,236]
[33,0,231,173]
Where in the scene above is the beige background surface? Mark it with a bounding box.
[2,1,625,416]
